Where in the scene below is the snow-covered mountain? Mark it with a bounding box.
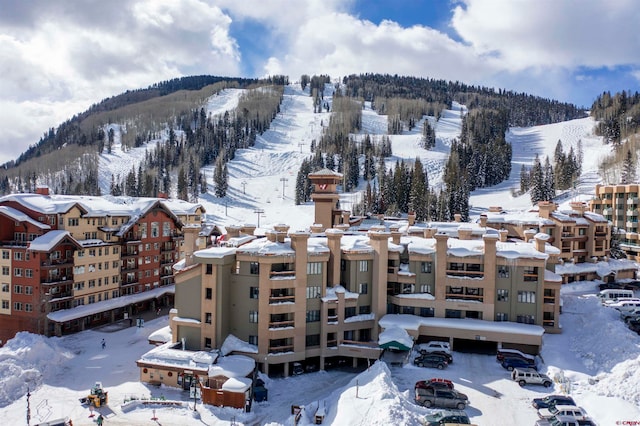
[99,83,608,232]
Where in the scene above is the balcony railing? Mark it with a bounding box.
[446,270,484,278]
[268,345,294,354]
[42,276,73,285]
[269,296,295,304]
[445,293,484,302]
[269,320,295,329]
[544,297,556,304]
[41,259,74,268]
[269,270,296,279]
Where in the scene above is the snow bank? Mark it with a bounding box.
[0,332,73,407]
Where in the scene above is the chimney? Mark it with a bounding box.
[35,186,50,196]
[226,225,242,239]
[157,191,168,199]
[266,230,277,242]
[273,224,290,242]
[390,225,401,245]
[569,201,586,216]
[408,212,416,226]
[183,225,199,267]
[424,227,437,238]
[310,223,324,233]
[242,224,256,236]
[458,226,472,240]
[479,214,487,227]
[488,206,503,213]
[341,211,351,225]
[454,213,462,222]
[534,233,548,253]
[538,201,556,219]
[499,229,508,242]
[524,229,536,243]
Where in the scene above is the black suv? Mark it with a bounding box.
[414,354,448,369]
[415,387,469,409]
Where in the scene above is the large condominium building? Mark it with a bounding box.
[588,183,640,261]
[0,187,206,344]
[161,170,629,381]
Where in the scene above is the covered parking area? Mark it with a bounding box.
[380,315,544,355]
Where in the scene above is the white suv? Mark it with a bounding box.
[511,368,553,388]
[538,405,588,421]
[418,341,451,355]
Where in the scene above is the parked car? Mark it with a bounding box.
[292,362,304,375]
[415,378,454,390]
[535,414,595,426]
[418,341,452,355]
[423,409,470,426]
[414,386,469,409]
[538,405,588,421]
[511,368,553,387]
[501,357,538,371]
[426,350,453,364]
[496,348,536,364]
[414,354,448,370]
[532,394,577,409]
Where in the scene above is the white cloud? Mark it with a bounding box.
[451,0,640,69]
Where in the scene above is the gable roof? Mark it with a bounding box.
[28,230,82,252]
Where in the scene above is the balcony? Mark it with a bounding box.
[161,244,174,253]
[627,210,638,216]
[41,259,74,268]
[268,345,294,354]
[121,250,139,258]
[446,270,484,279]
[42,276,73,285]
[269,295,295,304]
[269,270,296,279]
[544,296,556,304]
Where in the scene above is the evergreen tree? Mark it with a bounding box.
[421,120,436,149]
[530,155,544,204]
[410,157,429,221]
[213,158,228,198]
[520,164,529,193]
[125,167,137,196]
[177,167,188,201]
[543,156,555,201]
[622,149,636,184]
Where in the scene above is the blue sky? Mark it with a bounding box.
[1,0,639,165]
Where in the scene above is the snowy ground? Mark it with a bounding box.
[1,284,640,425]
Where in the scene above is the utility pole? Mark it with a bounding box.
[241,180,247,194]
[26,387,30,426]
[253,209,265,228]
[280,177,288,199]
[298,142,305,153]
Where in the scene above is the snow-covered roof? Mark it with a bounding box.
[234,237,295,256]
[555,259,638,276]
[47,285,175,322]
[379,314,545,337]
[148,326,172,344]
[544,269,563,282]
[28,230,79,252]
[221,376,252,392]
[378,326,413,349]
[138,341,218,371]
[208,355,255,379]
[322,285,359,302]
[220,334,258,356]
[0,206,51,230]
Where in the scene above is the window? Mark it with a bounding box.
[497,289,509,302]
[421,262,432,273]
[14,285,22,294]
[250,262,259,274]
[25,286,33,295]
[419,307,435,317]
[517,314,535,324]
[249,311,258,323]
[358,283,368,294]
[14,252,22,261]
[359,305,371,315]
[1,250,8,259]
[14,268,22,277]
[498,265,509,278]
[74,282,85,290]
[163,222,171,237]
[89,280,96,288]
[524,266,539,282]
[205,313,212,324]
[204,338,212,349]
[205,288,212,300]
[140,223,147,239]
[420,284,432,294]
[13,302,22,311]
[1,267,8,276]
[1,300,8,309]
[345,307,356,318]
[358,260,368,272]
[1,284,8,292]
[344,330,354,341]
[249,287,259,299]
[206,264,213,275]
[402,283,414,294]
[248,335,258,345]
[402,306,414,314]
[496,313,508,321]
[517,291,536,304]
[88,295,95,304]
[306,286,320,299]
[25,269,33,278]
[307,262,322,275]
[306,334,320,347]
[306,310,320,322]
[151,222,159,238]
